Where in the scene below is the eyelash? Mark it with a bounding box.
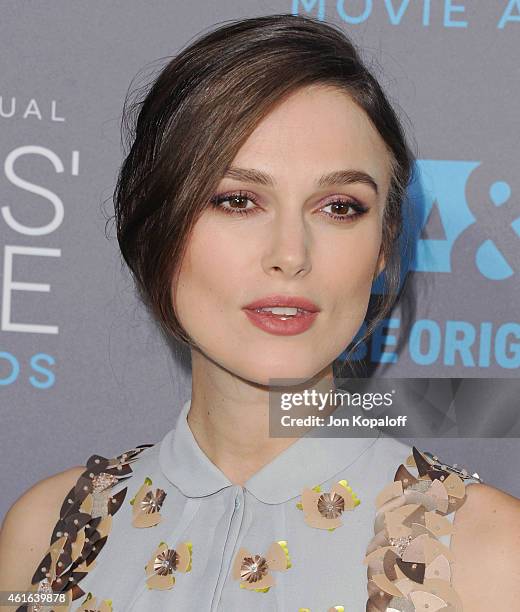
[209,190,369,223]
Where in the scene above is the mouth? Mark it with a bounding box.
[242,294,320,336]
[243,294,320,313]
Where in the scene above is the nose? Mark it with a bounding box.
[261,213,312,278]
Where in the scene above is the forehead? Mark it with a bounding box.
[232,84,392,192]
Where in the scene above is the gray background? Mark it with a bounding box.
[1,1,519,521]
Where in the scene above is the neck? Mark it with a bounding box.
[186,348,337,486]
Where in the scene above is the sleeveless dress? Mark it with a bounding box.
[17,397,482,612]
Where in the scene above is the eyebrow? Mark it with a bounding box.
[223,166,379,195]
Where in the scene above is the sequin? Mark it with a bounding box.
[298,479,360,530]
[408,480,431,494]
[364,446,481,611]
[388,535,412,557]
[386,596,415,611]
[154,548,179,574]
[144,541,192,590]
[317,491,345,519]
[16,445,152,612]
[142,489,166,512]
[130,476,167,528]
[232,541,291,592]
[91,473,118,494]
[29,578,56,612]
[240,554,269,583]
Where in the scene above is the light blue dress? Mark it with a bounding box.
[21,398,480,612]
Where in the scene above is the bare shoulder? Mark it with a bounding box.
[0,465,85,595]
[451,482,520,609]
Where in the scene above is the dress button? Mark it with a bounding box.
[235,496,241,509]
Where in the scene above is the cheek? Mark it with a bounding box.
[174,219,250,325]
[319,224,382,317]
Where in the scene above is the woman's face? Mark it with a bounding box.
[174,84,393,385]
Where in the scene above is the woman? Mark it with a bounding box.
[1,13,518,612]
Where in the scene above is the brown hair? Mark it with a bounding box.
[112,13,416,375]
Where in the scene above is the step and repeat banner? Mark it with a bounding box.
[1,1,519,518]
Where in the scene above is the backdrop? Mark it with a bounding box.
[1,1,519,521]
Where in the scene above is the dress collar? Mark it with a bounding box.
[159,397,380,504]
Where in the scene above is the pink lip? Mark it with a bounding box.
[243,294,320,312]
[242,294,320,336]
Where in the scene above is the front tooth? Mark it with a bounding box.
[259,307,299,315]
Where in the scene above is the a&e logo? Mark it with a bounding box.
[408,160,519,280]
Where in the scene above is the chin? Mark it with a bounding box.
[231,359,330,388]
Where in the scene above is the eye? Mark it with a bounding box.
[209,191,259,216]
[320,199,369,223]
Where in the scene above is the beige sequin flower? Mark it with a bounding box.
[297,479,360,530]
[144,541,192,590]
[232,541,291,592]
[130,476,167,528]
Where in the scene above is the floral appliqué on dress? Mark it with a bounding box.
[297,479,360,530]
[129,476,167,528]
[144,540,192,590]
[232,541,291,592]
